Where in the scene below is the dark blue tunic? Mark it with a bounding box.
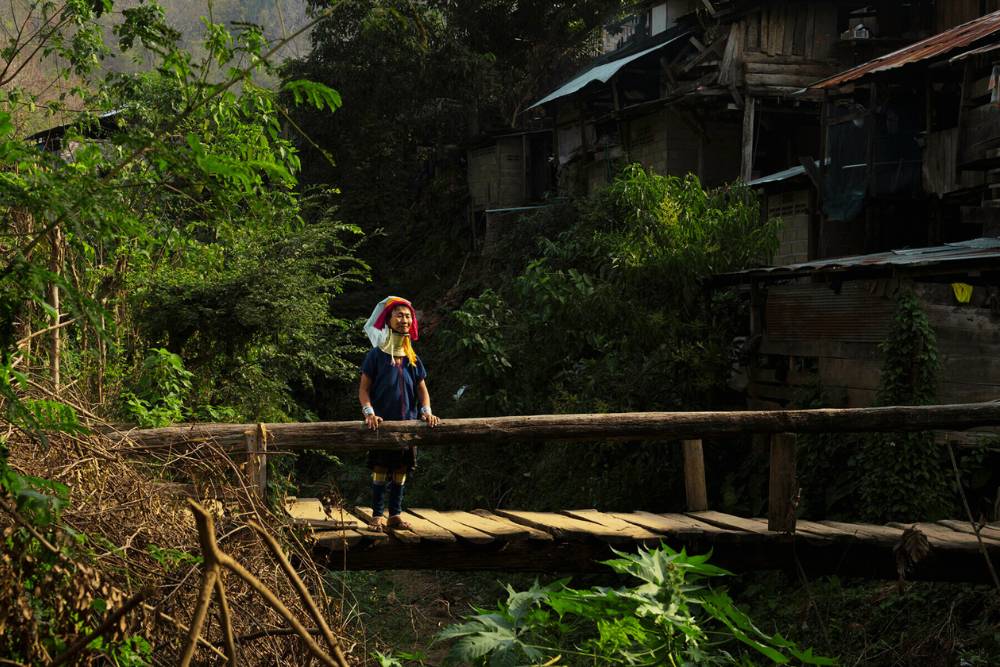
[361,348,427,469]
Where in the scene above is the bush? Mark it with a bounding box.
[436,544,835,665]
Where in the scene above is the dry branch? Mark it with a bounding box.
[185,501,349,667]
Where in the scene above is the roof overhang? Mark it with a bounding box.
[527,32,689,110]
[712,238,1000,285]
[807,10,1000,91]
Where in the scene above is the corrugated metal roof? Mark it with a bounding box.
[717,237,1000,283]
[809,10,1000,90]
[527,33,688,110]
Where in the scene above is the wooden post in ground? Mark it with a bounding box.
[682,439,708,511]
[244,425,267,501]
[767,432,797,532]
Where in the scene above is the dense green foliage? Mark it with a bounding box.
[435,545,834,666]
[2,1,361,425]
[797,292,956,522]
[283,0,625,296]
[0,1,356,661]
[404,165,777,511]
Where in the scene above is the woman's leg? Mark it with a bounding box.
[387,468,407,516]
[370,466,389,529]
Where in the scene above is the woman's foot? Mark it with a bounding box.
[388,515,412,530]
[369,515,387,532]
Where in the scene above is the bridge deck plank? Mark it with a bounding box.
[493,510,635,542]
[407,509,495,544]
[285,498,366,530]
[290,507,999,582]
[818,520,903,546]
[349,507,425,544]
[609,511,714,536]
[791,520,859,540]
[655,512,765,542]
[936,520,1000,545]
[469,510,554,540]
[888,522,988,551]
[559,510,662,540]
[311,529,370,550]
[687,511,773,535]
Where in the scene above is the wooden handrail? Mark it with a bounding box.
[113,402,1000,527]
[109,401,1000,451]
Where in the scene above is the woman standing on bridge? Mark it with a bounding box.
[358,296,441,531]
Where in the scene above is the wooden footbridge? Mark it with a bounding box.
[118,402,1000,584]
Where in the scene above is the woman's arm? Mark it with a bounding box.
[359,373,382,430]
[416,380,440,427]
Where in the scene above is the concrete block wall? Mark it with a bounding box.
[768,190,811,265]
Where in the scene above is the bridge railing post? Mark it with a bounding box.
[767,432,797,532]
[682,438,708,511]
[244,424,267,501]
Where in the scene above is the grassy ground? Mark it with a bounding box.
[327,570,539,663]
[732,572,1000,667]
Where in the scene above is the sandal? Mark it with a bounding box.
[369,515,387,532]
[388,515,412,531]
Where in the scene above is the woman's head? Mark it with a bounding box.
[364,296,420,355]
[388,304,413,335]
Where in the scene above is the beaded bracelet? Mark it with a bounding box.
[362,405,375,416]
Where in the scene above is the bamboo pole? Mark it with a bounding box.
[110,402,1000,452]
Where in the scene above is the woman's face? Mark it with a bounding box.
[389,306,412,335]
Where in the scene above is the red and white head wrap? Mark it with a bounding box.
[364,296,419,348]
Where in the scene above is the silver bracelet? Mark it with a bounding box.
[362,405,375,416]
[420,406,432,415]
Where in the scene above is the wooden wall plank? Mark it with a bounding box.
[792,6,806,56]
[812,3,838,60]
[782,7,795,55]
[804,3,817,59]
[747,10,761,51]
[770,8,785,56]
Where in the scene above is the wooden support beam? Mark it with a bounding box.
[311,522,1000,583]
[682,439,708,511]
[767,433,797,532]
[741,97,756,182]
[111,401,1000,452]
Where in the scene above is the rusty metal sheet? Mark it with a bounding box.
[810,10,1000,90]
[764,283,895,343]
[718,237,1000,283]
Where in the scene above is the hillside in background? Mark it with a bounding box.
[1,0,312,135]
[109,0,312,70]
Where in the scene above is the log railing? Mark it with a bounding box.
[111,401,1000,533]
